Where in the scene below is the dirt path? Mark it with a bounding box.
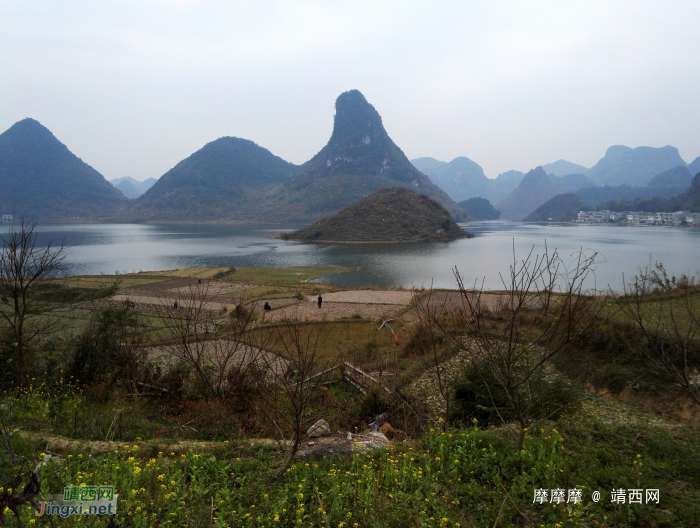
[401,291,516,321]
[270,302,402,322]
[310,290,414,305]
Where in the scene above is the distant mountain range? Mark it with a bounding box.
[0,118,126,220]
[109,177,157,199]
[411,157,523,203]
[523,171,700,222]
[494,168,597,220]
[458,197,500,220]
[2,100,700,224]
[540,160,589,177]
[523,193,589,222]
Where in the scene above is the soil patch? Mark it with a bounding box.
[270,302,401,322]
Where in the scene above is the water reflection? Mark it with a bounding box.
[1,222,698,291]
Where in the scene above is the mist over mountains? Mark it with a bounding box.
[1,95,699,224]
[109,177,157,199]
[413,145,698,221]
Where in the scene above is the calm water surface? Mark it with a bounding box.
[4,222,699,291]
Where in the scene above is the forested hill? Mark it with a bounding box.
[123,137,299,221]
[0,118,127,220]
[283,187,471,242]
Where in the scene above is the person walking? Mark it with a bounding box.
[317,295,323,309]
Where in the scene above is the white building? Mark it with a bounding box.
[577,210,617,223]
[686,213,700,226]
[2,214,12,222]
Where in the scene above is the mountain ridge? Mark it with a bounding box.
[265,90,463,222]
[0,118,127,220]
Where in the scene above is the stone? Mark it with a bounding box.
[307,419,331,438]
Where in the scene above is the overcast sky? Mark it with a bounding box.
[2,1,699,181]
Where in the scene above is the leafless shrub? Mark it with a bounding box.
[420,244,603,450]
[612,262,700,406]
[0,220,67,381]
[251,319,328,478]
[158,282,261,400]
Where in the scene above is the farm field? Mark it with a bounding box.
[1,263,699,527]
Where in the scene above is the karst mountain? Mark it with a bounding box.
[0,118,126,220]
[266,90,463,222]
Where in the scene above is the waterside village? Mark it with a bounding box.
[577,209,700,226]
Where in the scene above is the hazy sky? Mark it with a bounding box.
[2,1,699,181]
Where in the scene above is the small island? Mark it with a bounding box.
[281,187,473,243]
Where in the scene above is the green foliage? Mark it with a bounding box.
[3,420,699,526]
[596,173,700,213]
[0,118,126,220]
[69,302,145,385]
[452,358,581,427]
[458,197,501,220]
[126,137,298,221]
[524,193,589,222]
[286,188,471,242]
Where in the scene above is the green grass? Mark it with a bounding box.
[6,416,700,527]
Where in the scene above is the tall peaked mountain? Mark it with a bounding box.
[0,118,127,220]
[268,90,463,222]
[125,137,299,221]
[495,167,557,220]
[586,145,686,187]
[541,159,588,177]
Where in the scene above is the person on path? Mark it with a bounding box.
[317,295,323,309]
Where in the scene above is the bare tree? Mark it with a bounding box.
[612,262,700,406]
[441,244,603,450]
[158,282,261,399]
[0,220,67,380]
[252,319,327,479]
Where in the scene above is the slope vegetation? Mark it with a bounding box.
[523,193,589,222]
[268,90,463,222]
[283,187,471,242]
[125,137,298,221]
[0,118,126,220]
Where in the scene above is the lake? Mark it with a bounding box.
[4,222,699,292]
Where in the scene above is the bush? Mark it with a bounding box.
[451,358,581,427]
